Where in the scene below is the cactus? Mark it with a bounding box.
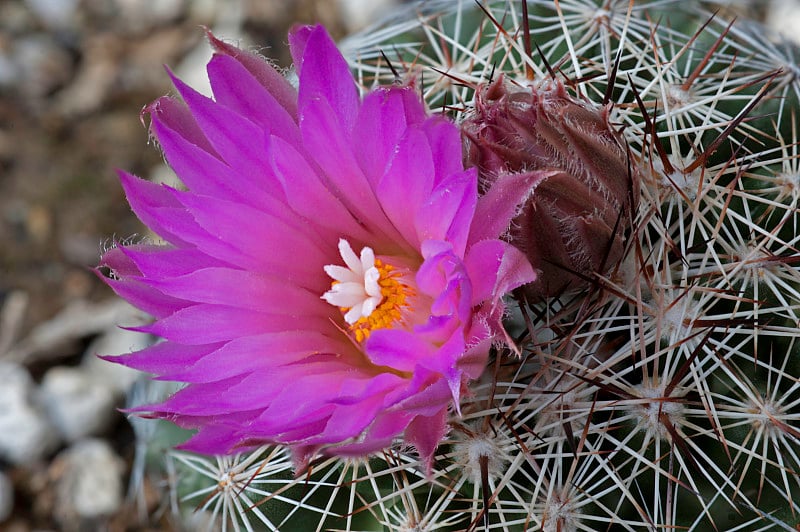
[131,1,800,530]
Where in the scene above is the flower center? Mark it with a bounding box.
[322,239,412,342]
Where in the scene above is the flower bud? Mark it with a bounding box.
[464,77,640,300]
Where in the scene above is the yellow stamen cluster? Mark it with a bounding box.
[347,260,412,343]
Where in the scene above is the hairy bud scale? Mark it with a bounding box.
[465,77,640,299]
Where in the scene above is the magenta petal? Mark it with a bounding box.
[331,372,405,406]
[416,240,472,321]
[405,407,449,471]
[365,411,413,441]
[308,406,379,445]
[365,329,434,372]
[148,98,246,203]
[177,422,257,455]
[155,362,348,416]
[147,96,218,156]
[395,84,428,126]
[159,332,352,383]
[260,404,335,437]
[145,304,333,345]
[171,191,331,288]
[134,374,246,415]
[100,341,222,377]
[119,175,255,267]
[268,135,370,242]
[307,379,403,445]
[168,70,282,203]
[123,208,255,274]
[377,128,436,247]
[117,245,227,279]
[468,169,555,245]
[249,409,336,441]
[390,374,452,417]
[418,329,467,378]
[147,267,324,315]
[292,24,359,133]
[415,169,477,256]
[287,25,312,78]
[352,89,405,184]
[465,239,536,305]
[353,87,425,185]
[331,412,411,457]
[491,242,536,298]
[206,30,297,119]
[207,54,300,145]
[120,176,259,268]
[104,277,188,318]
[118,171,196,247]
[99,246,142,277]
[260,374,402,444]
[460,334,493,380]
[274,412,334,442]
[172,173,331,251]
[300,98,407,249]
[422,117,465,186]
[251,369,360,429]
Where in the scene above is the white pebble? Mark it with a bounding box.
[24,0,79,28]
[41,366,118,442]
[337,0,399,32]
[0,362,60,464]
[82,326,149,397]
[53,439,124,523]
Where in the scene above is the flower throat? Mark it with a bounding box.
[322,239,413,342]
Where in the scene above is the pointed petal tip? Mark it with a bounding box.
[140,95,174,119]
[287,22,319,43]
[121,403,157,416]
[404,408,449,476]
[204,28,245,60]
[115,167,137,182]
[447,374,463,417]
[202,25,217,46]
[96,352,122,364]
[163,65,186,93]
[289,443,322,475]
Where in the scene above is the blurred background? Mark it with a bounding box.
[0,0,797,530]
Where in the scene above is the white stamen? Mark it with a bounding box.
[338,239,364,275]
[322,239,383,325]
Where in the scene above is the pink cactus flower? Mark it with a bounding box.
[100,25,534,468]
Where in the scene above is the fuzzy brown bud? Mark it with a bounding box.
[464,77,640,300]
